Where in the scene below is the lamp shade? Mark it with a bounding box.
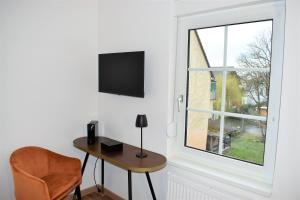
[135,114,148,128]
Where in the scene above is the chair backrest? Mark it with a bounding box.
[10,146,49,178]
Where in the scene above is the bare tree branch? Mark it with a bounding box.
[237,29,272,138]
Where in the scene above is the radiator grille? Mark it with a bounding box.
[167,173,242,200]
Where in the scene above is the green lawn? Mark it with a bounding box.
[223,134,265,165]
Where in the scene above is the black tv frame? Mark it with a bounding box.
[98,51,145,98]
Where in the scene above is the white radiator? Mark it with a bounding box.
[167,172,243,200]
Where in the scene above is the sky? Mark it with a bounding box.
[196,20,272,67]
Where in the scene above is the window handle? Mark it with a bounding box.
[177,95,184,112]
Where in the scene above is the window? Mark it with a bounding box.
[185,20,272,165]
[172,2,285,184]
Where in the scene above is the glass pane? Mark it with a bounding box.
[227,20,273,69]
[186,112,220,154]
[186,20,273,165]
[225,71,270,116]
[190,27,224,67]
[190,20,272,68]
[188,71,222,111]
[223,117,266,165]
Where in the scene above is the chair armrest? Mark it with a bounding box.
[11,166,51,200]
[48,151,81,176]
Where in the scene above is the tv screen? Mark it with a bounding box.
[98,51,145,98]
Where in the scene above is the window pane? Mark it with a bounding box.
[191,20,272,68]
[227,20,273,69]
[186,20,273,165]
[186,112,220,154]
[187,71,222,111]
[225,71,270,116]
[191,27,224,67]
[223,117,266,165]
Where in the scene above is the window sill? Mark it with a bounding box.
[167,155,273,197]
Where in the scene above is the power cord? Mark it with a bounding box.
[94,157,101,193]
[72,157,101,199]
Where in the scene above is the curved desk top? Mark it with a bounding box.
[73,136,167,173]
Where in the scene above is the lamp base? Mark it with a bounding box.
[136,152,147,158]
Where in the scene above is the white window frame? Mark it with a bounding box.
[171,1,285,189]
[187,19,273,160]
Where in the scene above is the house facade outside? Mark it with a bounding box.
[186,30,215,150]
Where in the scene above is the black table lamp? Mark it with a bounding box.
[136,114,148,158]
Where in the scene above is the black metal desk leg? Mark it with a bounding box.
[81,153,90,175]
[146,172,156,200]
[74,153,89,199]
[75,186,81,200]
[128,170,132,200]
[101,159,104,192]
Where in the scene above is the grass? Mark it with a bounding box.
[223,134,265,165]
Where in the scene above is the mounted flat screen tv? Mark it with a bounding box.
[98,51,145,98]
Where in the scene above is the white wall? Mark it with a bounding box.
[1,0,299,199]
[98,0,171,199]
[98,0,300,199]
[170,0,300,200]
[271,0,300,199]
[173,0,284,16]
[0,0,98,199]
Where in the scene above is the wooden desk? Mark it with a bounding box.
[73,136,167,200]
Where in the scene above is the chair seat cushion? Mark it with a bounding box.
[42,173,81,200]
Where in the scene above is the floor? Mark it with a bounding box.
[65,186,123,200]
[82,192,114,200]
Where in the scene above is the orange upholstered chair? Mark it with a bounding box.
[10,146,82,200]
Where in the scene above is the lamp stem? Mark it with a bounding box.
[141,127,143,156]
